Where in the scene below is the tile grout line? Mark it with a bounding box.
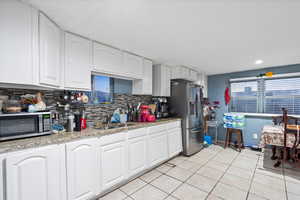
[124,162,178,199]
[101,146,260,200]
[282,162,288,200]
[203,148,241,200]
[123,169,166,199]
[245,151,261,200]
[163,148,225,200]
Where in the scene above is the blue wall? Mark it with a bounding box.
[207,64,300,146]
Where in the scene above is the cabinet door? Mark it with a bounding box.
[65,33,91,90]
[5,145,66,200]
[148,132,168,167]
[39,13,61,87]
[182,67,190,80]
[171,66,181,79]
[66,139,99,200]
[189,70,198,82]
[153,65,171,97]
[143,59,153,95]
[132,59,152,95]
[128,135,147,177]
[124,53,143,78]
[0,0,38,85]
[168,128,183,158]
[100,141,127,191]
[163,66,171,97]
[92,42,123,75]
[0,154,5,200]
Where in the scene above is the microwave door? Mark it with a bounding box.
[0,115,39,140]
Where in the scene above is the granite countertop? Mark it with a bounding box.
[0,118,181,154]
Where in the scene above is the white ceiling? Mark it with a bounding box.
[23,0,300,75]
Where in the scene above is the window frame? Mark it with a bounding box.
[230,80,259,113]
[229,75,300,115]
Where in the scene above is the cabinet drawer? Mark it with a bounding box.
[148,124,168,135]
[168,121,181,129]
[128,128,147,139]
[100,132,126,145]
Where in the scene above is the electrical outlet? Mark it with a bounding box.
[253,133,258,139]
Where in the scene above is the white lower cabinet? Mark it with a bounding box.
[5,145,67,200]
[127,128,148,177]
[0,154,5,200]
[167,121,183,157]
[66,138,99,200]
[1,121,182,200]
[99,134,127,191]
[168,127,183,157]
[148,131,169,167]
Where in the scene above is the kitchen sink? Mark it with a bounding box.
[94,123,136,130]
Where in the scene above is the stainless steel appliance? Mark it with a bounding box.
[152,97,169,119]
[169,80,204,156]
[0,112,52,141]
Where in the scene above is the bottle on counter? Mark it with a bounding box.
[80,110,87,129]
[67,114,75,132]
[74,112,82,131]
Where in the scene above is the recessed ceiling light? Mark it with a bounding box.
[255,59,264,65]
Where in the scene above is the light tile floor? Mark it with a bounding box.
[98,145,300,200]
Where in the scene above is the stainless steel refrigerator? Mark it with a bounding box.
[169,79,204,156]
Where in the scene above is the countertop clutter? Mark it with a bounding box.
[0,118,180,154]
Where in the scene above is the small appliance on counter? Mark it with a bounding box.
[152,97,169,119]
[0,111,52,141]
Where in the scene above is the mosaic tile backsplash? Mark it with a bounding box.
[0,88,152,122]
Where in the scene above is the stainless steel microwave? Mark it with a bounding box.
[0,112,52,141]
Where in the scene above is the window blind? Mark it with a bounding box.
[264,77,300,115]
[230,81,258,113]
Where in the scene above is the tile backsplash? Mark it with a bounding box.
[0,88,152,122]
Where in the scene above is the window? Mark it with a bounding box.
[230,81,258,113]
[264,77,300,115]
[230,76,300,115]
[88,75,132,104]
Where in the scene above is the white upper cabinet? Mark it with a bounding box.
[0,0,39,85]
[123,52,143,79]
[93,43,144,79]
[66,139,99,200]
[64,33,92,90]
[92,42,123,75]
[171,66,189,80]
[189,69,198,82]
[39,13,61,87]
[132,59,153,95]
[171,66,198,82]
[142,59,153,95]
[5,145,67,200]
[153,64,171,97]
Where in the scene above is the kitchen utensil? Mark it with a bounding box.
[0,100,3,113]
[148,104,156,114]
[146,114,156,122]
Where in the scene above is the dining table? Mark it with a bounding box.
[260,124,300,149]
